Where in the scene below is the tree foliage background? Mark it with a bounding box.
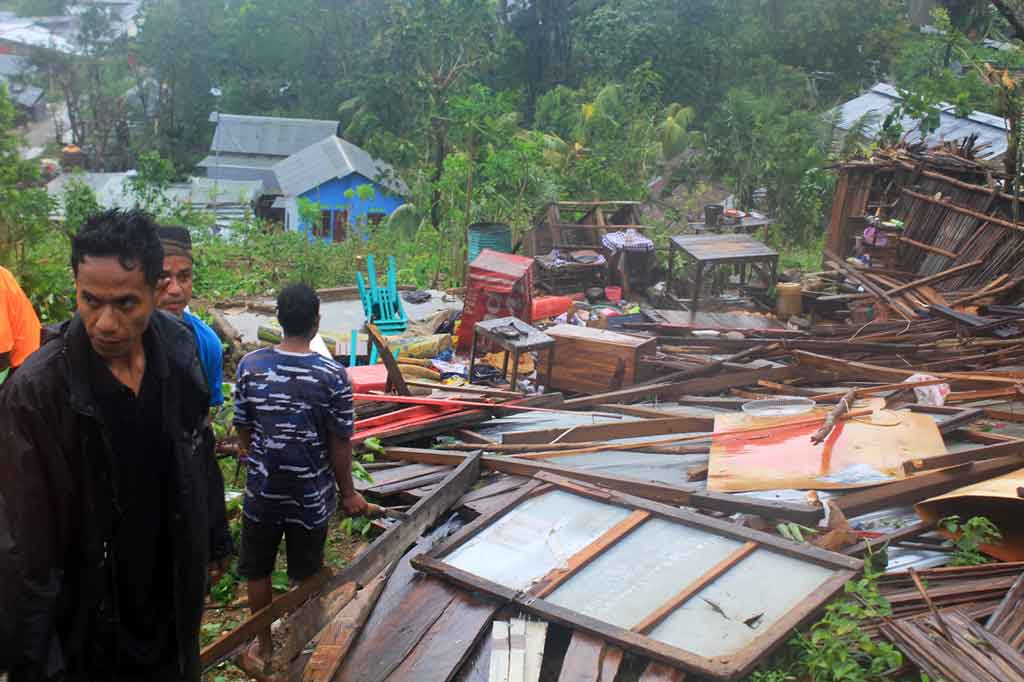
[6,0,1024,314]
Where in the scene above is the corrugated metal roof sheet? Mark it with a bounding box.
[832,82,1009,159]
[208,113,338,157]
[13,84,42,108]
[198,153,282,194]
[0,54,28,77]
[46,173,259,227]
[272,135,409,197]
[0,20,74,52]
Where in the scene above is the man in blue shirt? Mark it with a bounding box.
[233,283,367,670]
[156,225,233,583]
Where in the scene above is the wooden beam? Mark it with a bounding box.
[200,568,334,669]
[631,542,758,634]
[386,447,824,525]
[902,187,1024,233]
[501,417,714,445]
[794,350,1024,386]
[557,631,606,682]
[367,322,410,396]
[202,452,482,672]
[897,235,958,260]
[902,439,1024,474]
[835,456,1024,519]
[533,510,651,597]
[562,366,803,410]
[489,621,511,682]
[301,568,390,682]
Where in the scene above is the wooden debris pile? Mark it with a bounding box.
[197,145,1024,681]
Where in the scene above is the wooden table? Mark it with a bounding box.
[468,317,556,390]
[667,234,779,312]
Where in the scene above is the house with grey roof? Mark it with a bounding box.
[46,171,262,228]
[198,112,340,192]
[832,82,1009,160]
[272,135,407,242]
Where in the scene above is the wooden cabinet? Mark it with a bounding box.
[541,324,656,394]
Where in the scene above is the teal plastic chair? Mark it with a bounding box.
[356,255,408,336]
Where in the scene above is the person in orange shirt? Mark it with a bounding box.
[0,265,41,383]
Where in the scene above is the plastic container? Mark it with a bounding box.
[604,285,623,302]
[532,295,573,321]
[467,223,512,263]
[776,282,803,319]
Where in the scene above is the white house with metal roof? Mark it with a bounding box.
[832,82,1009,160]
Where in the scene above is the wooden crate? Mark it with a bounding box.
[541,324,656,394]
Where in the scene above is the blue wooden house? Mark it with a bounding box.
[272,136,408,242]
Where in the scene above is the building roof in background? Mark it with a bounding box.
[833,82,1009,160]
[208,113,338,157]
[272,135,409,197]
[197,152,283,194]
[0,19,75,52]
[0,54,29,78]
[12,84,43,108]
[46,172,262,227]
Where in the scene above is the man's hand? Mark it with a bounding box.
[340,491,368,517]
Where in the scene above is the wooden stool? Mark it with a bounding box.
[468,317,556,390]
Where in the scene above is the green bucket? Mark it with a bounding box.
[468,222,512,263]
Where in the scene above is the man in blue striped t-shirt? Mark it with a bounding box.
[233,283,367,669]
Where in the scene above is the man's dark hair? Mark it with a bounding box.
[71,209,164,287]
[277,283,320,338]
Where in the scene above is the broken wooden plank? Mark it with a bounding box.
[562,366,804,410]
[386,589,499,681]
[507,618,527,682]
[500,417,714,445]
[203,452,482,673]
[523,620,547,682]
[631,542,758,634]
[335,525,463,682]
[794,349,1023,386]
[902,439,1024,474]
[557,631,605,682]
[200,567,333,669]
[302,568,390,682]
[489,622,511,682]
[639,661,686,682]
[598,646,624,682]
[835,456,1024,518]
[367,322,411,396]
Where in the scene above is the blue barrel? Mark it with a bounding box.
[468,222,512,262]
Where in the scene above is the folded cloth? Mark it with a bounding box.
[602,229,654,253]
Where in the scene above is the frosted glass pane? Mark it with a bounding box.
[649,548,834,657]
[442,490,632,591]
[546,518,744,629]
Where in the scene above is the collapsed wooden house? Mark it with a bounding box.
[198,143,1024,682]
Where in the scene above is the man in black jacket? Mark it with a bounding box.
[0,210,214,681]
